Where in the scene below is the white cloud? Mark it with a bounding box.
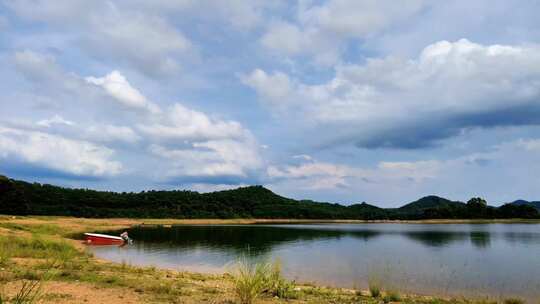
[143,102,263,182]
[261,0,426,64]
[0,126,122,177]
[292,154,313,161]
[268,160,351,190]
[36,115,74,128]
[138,103,246,141]
[86,71,161,114]
[240,69,293,108]
[246,39,540,148]
[6,1,192,75]
[150,138,262,180]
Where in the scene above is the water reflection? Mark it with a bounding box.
[470,231,491,248]
[111,223,540,255]
[91,223,540,301]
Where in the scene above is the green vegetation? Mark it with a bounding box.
[231,259,298,304]
[368,280,381,298]
[510,200,540,212]
[0,235,77,261]
[0,175,538,220]
[232,259,270,304]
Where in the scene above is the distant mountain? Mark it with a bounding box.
[0,175,538,219]
[510,200,540,211]
[398,195,465,213]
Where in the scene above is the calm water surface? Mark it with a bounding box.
[89,223,540,299]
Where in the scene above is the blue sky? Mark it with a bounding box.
[1,0,540,206]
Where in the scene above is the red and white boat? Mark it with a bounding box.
[84,233,125,245]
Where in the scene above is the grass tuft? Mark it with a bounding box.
[368,276,381,298]
[11,280,45,304]
[232,258,298,304]
[233,258,270,304]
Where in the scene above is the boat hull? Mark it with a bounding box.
[84,233,125,245]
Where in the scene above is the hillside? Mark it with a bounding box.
[0,175,538,219]
[511,200,540,211]
[399,196,465,213]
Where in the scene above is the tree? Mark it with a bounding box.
[467,197,487,206]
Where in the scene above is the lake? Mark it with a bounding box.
[89,223,540,300]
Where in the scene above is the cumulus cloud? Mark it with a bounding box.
[138,103,247,142]
[268,160,351,190]
[240,69,293,108]
[246,39,540,148]
[149,138,262,184]
[0,126,122,177]
[8,51,261,185]
[142,103,263,184]
[86,71,161,114]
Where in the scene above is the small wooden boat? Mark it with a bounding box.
[84,233,125,245]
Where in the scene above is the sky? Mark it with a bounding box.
[1,0,540,207]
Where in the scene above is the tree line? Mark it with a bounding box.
[0,176,538,219]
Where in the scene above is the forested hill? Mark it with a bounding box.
[0,175,538,219]
[510,200,540,211]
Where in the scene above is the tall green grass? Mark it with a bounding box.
[232,258,297,304]
[233,258,270,304]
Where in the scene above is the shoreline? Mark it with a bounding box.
[0,216,533,303]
